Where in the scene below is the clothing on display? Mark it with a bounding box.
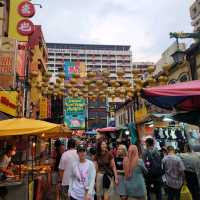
[154,127,188,152]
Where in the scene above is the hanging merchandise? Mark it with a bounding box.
[154,126,188,152]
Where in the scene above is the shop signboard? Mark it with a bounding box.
[8,0,35,41]
[64,61,86,79]
[39,97,48,119]
[64,97,85,129]
[0,37,17,89]
[0,91,18,117]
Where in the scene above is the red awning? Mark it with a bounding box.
[96,127,117,133]
[142,80,200,111]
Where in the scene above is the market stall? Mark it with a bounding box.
[141,80,200,152]
[0,118,69,200]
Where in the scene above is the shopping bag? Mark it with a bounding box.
[180,184,192,200]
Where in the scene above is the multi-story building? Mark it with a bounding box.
[190,0,200,32]
[46,43,132,129]
[46,43,132,82]
[132,62,154,79]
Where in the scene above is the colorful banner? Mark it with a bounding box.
[64,61,86,79]
[39,97,48,119]
[64,97,85,129]
[0,91,18,117]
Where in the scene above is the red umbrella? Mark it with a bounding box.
[96,127,117,133]
[142,80,200,111]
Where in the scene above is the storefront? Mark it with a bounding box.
[0,118,70,200]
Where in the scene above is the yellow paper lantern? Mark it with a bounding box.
[70,78,77,85]
[147,66,155,74]
[58,72,66,79]
[64,83,73,89]
[117,70,125,77]
[83,80,90,85]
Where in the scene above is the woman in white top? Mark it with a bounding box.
[69,144,96,200]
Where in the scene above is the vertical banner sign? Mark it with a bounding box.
[64,98,85,129]
[64,61,86,79]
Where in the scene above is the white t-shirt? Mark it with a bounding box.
[0,155,11,169]
[59,149,79,186]
[70,160,90,200]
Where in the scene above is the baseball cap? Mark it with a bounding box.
[77,144,86,152]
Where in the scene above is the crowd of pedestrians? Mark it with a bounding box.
[51,137,200,200]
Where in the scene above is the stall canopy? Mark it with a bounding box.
[0,118,65,137]
[96,127,117,133]
[172,111,200,126]
[142,80,200,111]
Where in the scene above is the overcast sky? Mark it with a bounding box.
[32,0,194,62]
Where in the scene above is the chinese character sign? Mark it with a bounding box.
[64,61,86,79]
[64,98,86,129]
[18,1,35,17]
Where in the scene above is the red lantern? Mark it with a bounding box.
[17,19,35,36]
[18,1,35,18]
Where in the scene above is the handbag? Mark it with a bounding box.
[103,173,111,189]
[180,184,192,200]
[102,163,114,189]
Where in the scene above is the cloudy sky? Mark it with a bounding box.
[32,0,194,62]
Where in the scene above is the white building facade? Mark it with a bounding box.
[47,43,132,82]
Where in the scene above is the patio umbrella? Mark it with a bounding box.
[142,80,200,111]
[0,118,64,137]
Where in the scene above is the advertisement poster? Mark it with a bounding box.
[64,61,86,79]
[64,98,86,129]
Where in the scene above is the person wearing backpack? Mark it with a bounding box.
[142,138,163,200]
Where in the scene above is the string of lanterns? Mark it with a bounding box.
[29,64,170,101]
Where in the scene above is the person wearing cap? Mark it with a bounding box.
[68,144,96,200]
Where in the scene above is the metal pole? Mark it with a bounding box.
[23,47,30,117]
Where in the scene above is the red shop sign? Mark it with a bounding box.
[17,19,34,36]
[18,1,35,18]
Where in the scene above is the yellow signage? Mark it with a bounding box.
[8,0,28,41]
[135,106,149,124]
[39,97,48,119]
[0,91,18,116]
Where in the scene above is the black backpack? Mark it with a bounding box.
[144,150,162,178]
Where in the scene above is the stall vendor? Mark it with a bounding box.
[0,144,16,176]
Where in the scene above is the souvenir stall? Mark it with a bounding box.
[142,80,200,151]
[0,118,66,200]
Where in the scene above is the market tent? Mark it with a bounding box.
[0,118,65,137]
[142,80,200,111]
